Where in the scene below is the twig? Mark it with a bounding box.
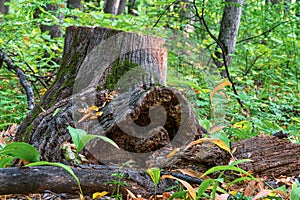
[193,0,245,109]
[151,0,179,29]
[205,20,288,51]
[0,51,35,110]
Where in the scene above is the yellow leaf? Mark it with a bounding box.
[161,174,196,200]
[89,115,98,120]
[92,191,108,199]
[185,138,231,153]
[210,81,232,103]
[88,105,99,111]
[96,111,103,116]
[233,121,250,129]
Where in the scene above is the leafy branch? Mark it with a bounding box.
[193,0,245,110]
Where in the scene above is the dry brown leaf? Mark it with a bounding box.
[216,193,230,200]
[78,113,93,123]
[210,125,225,134]
[125,188,137,199]
[88,105,99,111]
[166,148,180,158]
[252,189,271,200]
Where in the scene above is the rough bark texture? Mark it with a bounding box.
[213,0,243,77]
[0,165,173,196]
[16,26,167,143]
[232,136,300,177]
[1,136,299,196]
[16,26,169,165]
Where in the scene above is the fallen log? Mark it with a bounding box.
[0,165,173,196]
[1,136,299,196]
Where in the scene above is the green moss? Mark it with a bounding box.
[24,124,34,142]
[104,59,139,91]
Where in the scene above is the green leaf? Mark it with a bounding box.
[201,165,255,179]
[210,132,230,150]
[0,156,15,168]
[197,179,216,197]
[290,183,300,200]
[229,159,252,166]
[67,126,87,151]
[67,126,119,153]
[0,142,40,162]
[26,161,82,195]
[147,167,161,185]
[53,108,62,116]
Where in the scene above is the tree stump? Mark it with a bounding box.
[9,26,300,197]
[15,26,205,168]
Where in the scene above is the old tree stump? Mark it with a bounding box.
[0,26,299,196]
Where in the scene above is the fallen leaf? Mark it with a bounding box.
[185,138,231,153]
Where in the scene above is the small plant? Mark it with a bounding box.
[147,167,161,199]
[197,159,256,199]
[66,126,119,163]
[106,169,129,200]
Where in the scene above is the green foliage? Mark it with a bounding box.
[106,170,129,200]
[197,159,255,199]
[0,142,40,162]
[26,161,83,195]
[67,126,119,154]
[290,182,300,200]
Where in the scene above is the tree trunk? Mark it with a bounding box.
[34,4,63,39]
[213,0,243,77]
[0,0,9,14]
[104,0,127,15]
[16,26,171,165]
[67,0,82,10]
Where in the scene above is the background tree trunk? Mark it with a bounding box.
[34,4,63,39]
[0,0,9,14]
[213,0,243,77]
[104,0,127,15]
[67,0,82,10]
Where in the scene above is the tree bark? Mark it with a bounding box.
[34,4,63,39]
[104,0,127,15]
[213,0,243,77]
[0,0,9,14]
[16,26,169,164]
[0,165,173,196]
